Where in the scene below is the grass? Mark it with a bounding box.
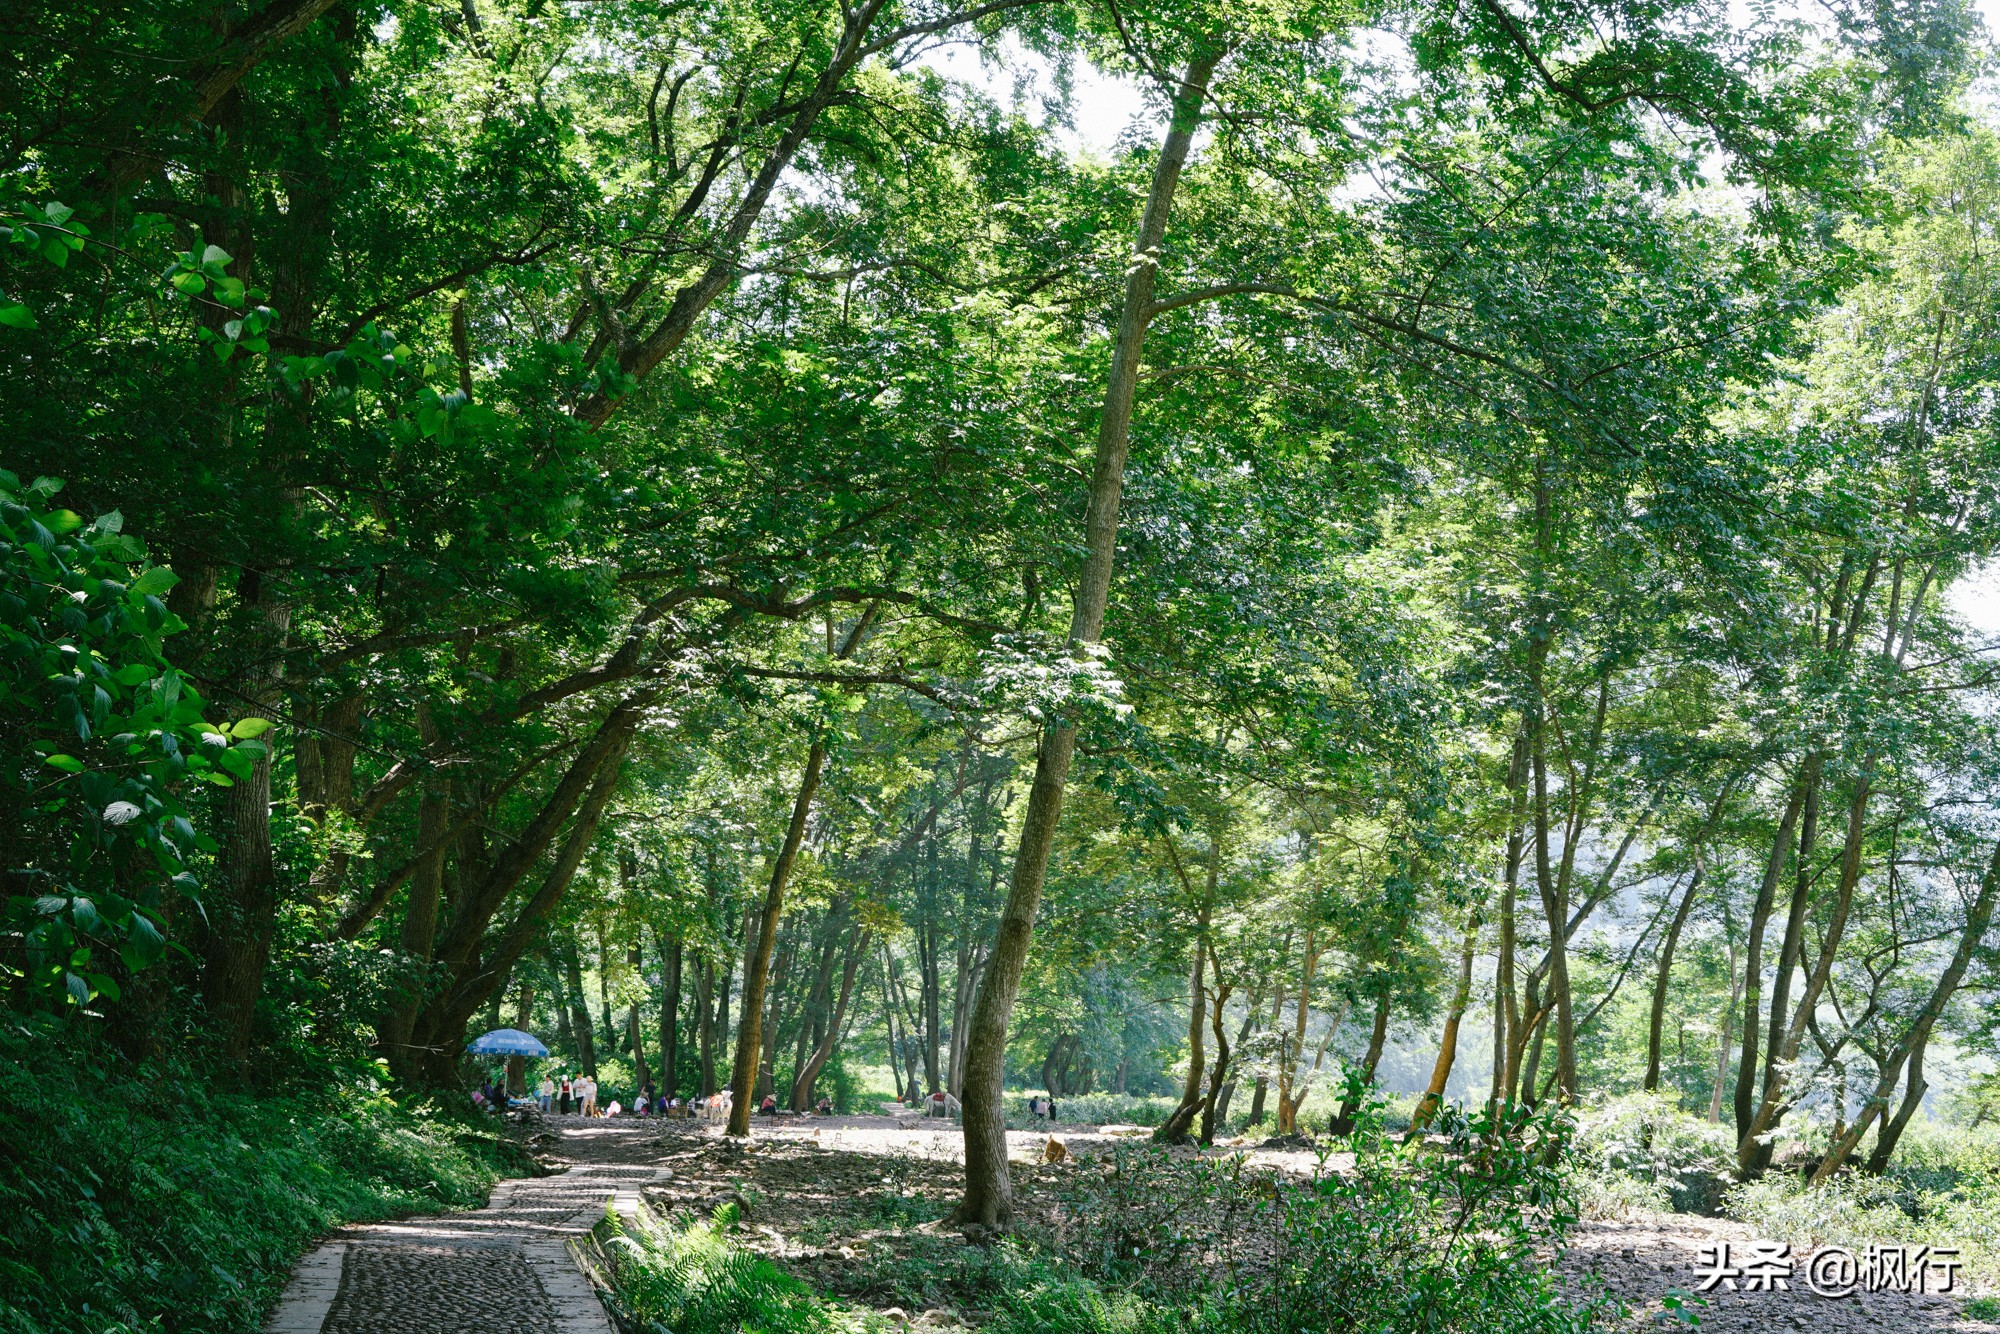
[0,1016,525,1334]
[608,1204,885,1334]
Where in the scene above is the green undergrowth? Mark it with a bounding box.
[608,1203,886,1334]
[612,1092,1607,1333]
[0,1016,528,1334]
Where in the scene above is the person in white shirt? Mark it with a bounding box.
[580,1076,598,1117]
[536,1075,554,1113]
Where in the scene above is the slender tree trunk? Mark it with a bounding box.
[1414,908,1480,1130]
[881,946,904,1101]
[712,950,733,1092]
[953,45,1225,1233]
[1277,930,1322,1135]
[380,701,449,1074]
[1156,932,1211,1143]
[1525,626,1578,1104]
[1493,731,1529,1111]
[1214,984,1262,1127]
[567,935,597,1077]
[1249,962,1286,1126]
[1865,1031,1927,1174]
[1197,970,1234,1144]
[1735,763,1811,1156]
[696,957,716,1096]
[627,940,650,1091]
[1645,859,1705,1091]
[727,742,826,1135]
[658,927,682,1096]
[1330,991,1392,1136]
[792,927,869,1110]
[1814,839,2000,1182]
[507,983,533,1094]
[1744,765,1875,1165]
[1709,931,1743,1122]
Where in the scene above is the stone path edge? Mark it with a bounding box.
[262,1241,345,1334]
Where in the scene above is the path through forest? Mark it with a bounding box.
[263,1121,666,1334]
[263,1114,2000,1332]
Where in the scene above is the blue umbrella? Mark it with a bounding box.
[466,1028,549,1057]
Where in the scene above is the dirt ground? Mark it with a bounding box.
[1561,1212,1999,1333]
[521,1111,2000,1331]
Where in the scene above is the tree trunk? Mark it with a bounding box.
[567,934,597,1077]
[627,940,651,1091]
[1330,991,1392,1136]
[1493,731,1529,1110]
[792,927,869,1110]
[201,662,286,1061]
[1158,831,1219,1143]
[507,983,533,1094]
[1743,765,1874,1170]
[881,945,904,1101]
[380,700,450,1074]
[657,927,682,1096]
[1277,930,1322,1135]
[1526,628,1577,1103]
[1709,927,1742,1123]
[953,44,1224,1233]
[1735,763,1810,1157]
[1865,1031,1927,1174]
[727,741,826,1135]
[1813,838,2000,1182]
[410,734,633,1082]
[696,956,716,1096]
[1213,984,1262,1127]
[1645,858,1705,1091]
[1156,937,1210,1143]
[1249,966,1286,1125]
[1414,908,1481,1131]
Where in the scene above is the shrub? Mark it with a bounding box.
[1726,1160,2000,1291]
[607,1205,882,1334]
[1033,1086,1610,1333]
[1005,1091,1179,1129]
[1573,1092,1736,1215]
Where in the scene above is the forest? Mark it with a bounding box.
[6,0,2000,1330]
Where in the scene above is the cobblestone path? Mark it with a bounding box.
[265,1125,667,1334]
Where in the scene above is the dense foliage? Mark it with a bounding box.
[9,0,2000,1327]
[0,1017,518,1334]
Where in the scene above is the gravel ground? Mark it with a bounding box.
[1562,1212,2000,1332]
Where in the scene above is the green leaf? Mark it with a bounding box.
[201,244,232,267]
[171,272,206,296]
[113,663,154,686]
[43,755,83,773]
[129,566,180,597]
[0,300,36,330]
[45,509,83,534]
[228,717,274,740]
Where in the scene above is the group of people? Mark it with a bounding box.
[754,1093,834,1116]
[1027,1093,1059,1122]
[525,1072,710,1118]
[529,1073,599,1116]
